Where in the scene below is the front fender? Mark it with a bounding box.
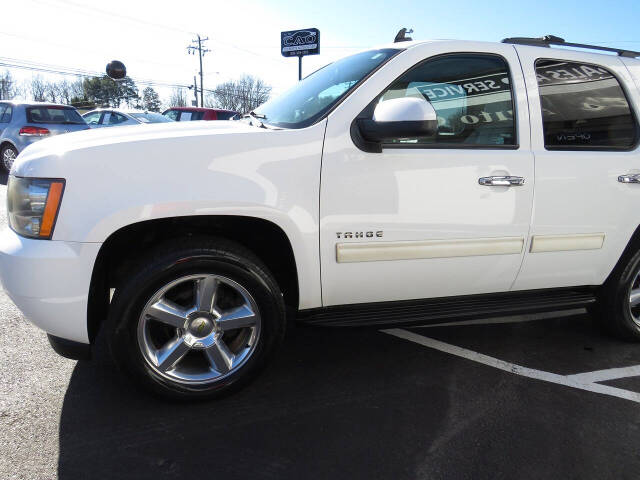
[15,120,327,309]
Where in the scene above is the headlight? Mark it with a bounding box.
[7,176,65,239]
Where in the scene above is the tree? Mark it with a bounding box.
[207,75,271,113]
[0,70,18,100]
[30,75,47,102]
[142,86,162,112]
[82,75,140,107]
[169,87,188,107]
[44,81,59,103]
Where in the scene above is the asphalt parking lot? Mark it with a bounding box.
[1,174,640,479]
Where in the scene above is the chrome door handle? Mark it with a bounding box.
[618,174,640,184]
[478,176,525,187]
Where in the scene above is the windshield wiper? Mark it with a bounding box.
[241,111,268,128]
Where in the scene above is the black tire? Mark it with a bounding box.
[598,247,640,341]
[107,236,286,400]
[1,144,17,173]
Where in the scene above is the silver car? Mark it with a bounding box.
[82,109,174,128]
[0,102,89,172]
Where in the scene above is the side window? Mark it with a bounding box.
[164,110,179,121]
[379,53,516,146]
[109,113,129,125]
[83,112,102,125]
[536,59,638,149]
[181,112,193,121]
[216,111,237,120]
[191,111,204,120]
[0,104,7,123]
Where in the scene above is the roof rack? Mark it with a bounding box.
[501,35,640,58]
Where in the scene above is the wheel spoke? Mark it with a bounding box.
[630,288,640,307]
[196,276,219,313]
[156,337,190,372]
[217,304,257,331]
[146,298,188,328]
[205,340,235,374]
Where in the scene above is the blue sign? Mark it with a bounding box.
[281,28,320,57]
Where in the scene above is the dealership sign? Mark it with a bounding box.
[281,28,320,57]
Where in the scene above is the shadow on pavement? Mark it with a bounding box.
[57,315,640,480]
[57,325,451,480]
[0,171,7,186]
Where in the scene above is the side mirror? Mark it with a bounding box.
[357,97,437,143]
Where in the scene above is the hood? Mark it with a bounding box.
[16,120,262,165]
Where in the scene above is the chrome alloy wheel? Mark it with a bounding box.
[137,274,261,384]
[628,271,640,327]
[2,147,16,171]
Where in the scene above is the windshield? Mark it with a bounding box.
[254,48,401,129]
[131,112,174,123]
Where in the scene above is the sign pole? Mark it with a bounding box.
[281,28,320,82]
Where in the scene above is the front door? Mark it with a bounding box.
[320,43,534,306]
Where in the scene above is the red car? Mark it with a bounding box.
[162,107,239,121]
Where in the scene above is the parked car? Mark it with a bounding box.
[3,36,640,400]
[163,107,239,121]
[0,102,88,172]
[82,108,174,128]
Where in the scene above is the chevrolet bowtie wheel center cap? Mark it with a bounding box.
[187,316,215,338]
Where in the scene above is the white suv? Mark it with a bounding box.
[2,36,640,400]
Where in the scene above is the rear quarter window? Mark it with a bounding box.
[535,59,638,150]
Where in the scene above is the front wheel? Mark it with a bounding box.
[599,247,640,341]
[107,237,286,400]
[1,144,17,172]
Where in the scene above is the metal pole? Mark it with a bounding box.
[193,75,198,107]
[298,56,302,81]
[198,35,204,106]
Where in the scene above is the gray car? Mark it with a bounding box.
[82,108,174,128]
[0,102,89,172]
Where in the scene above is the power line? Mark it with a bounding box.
[0,31,189,71]
[28,0,290,67]
[0,59,274,104]
[30,0,194,35]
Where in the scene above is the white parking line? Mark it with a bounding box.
[382,328,640,404]
[567,365,640,384]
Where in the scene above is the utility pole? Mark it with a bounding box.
[187,34,210,107]
[193,75,198,107]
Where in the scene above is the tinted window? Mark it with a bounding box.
[109,113,129,125]
[379,54,516,146]
[0,104,10,123]
[190,111,204,120]
[83,112,102,125]
[216,111,237,120]
[27,106,85,124]
[131,112,173,123]
[163,110,180,121]
[536,59,637,149]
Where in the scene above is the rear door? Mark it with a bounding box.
[320,42,535,306]
[512,47,640,291]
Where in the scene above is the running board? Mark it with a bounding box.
[297,288,597,327]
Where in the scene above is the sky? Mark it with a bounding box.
[3,0,640,105]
